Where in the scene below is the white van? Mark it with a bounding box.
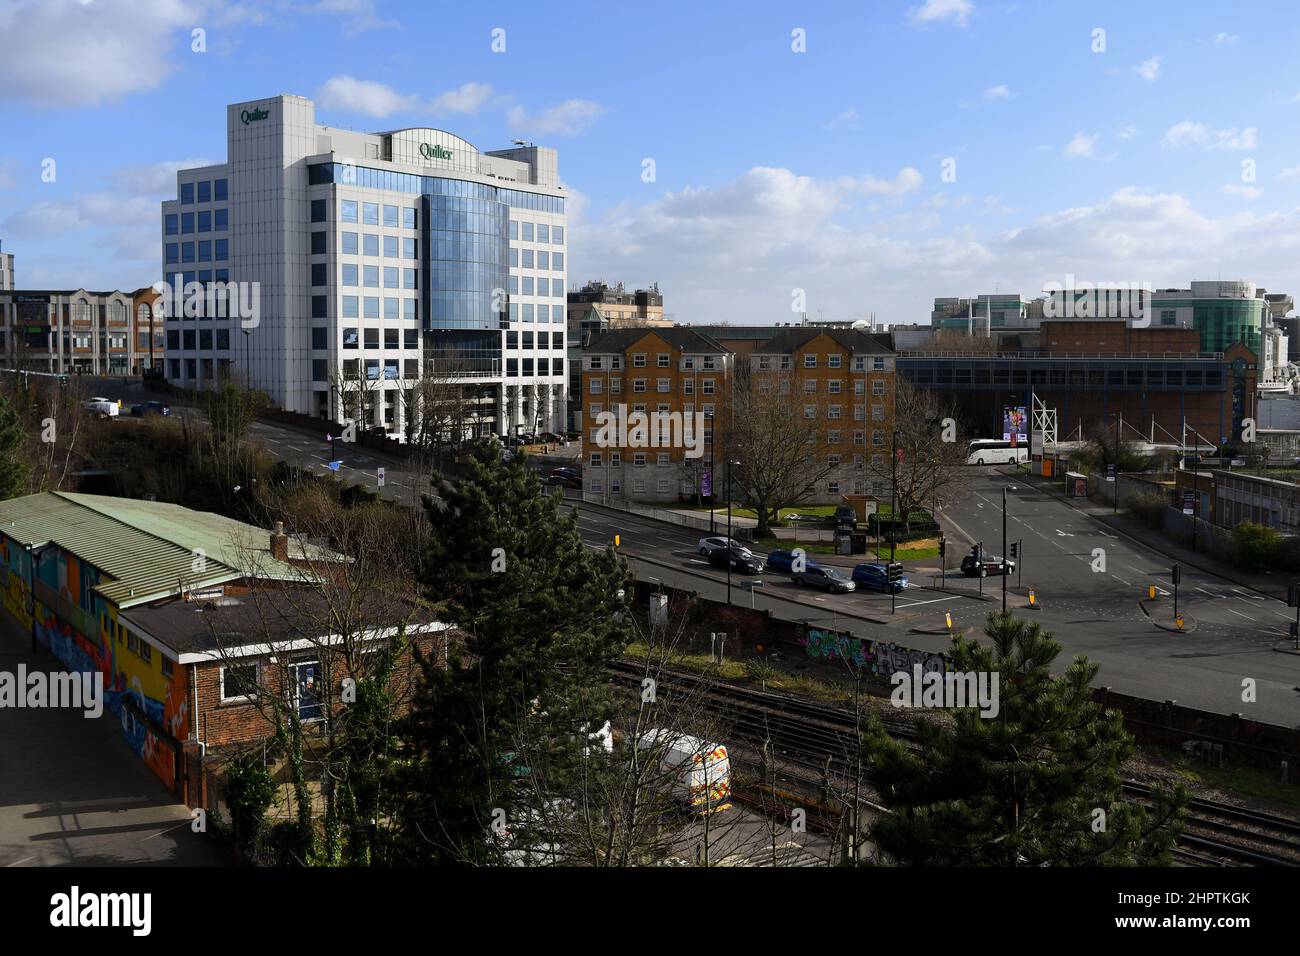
[636,729,731,813]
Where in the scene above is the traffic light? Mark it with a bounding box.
[938,537,946,558]
[887,563,904,585]
[1171,564,1180,586]
[1009,542,1018,560]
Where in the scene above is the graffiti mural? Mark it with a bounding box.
[801,627,949,678]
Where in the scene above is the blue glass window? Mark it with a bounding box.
[181,212,195,233]
[523,304,534,322]
[343,327,359,348]
[383,235,398,258]
[214,179,228,201]
[536,224,549,243]
[164,214,178,235]
[522,250,534,269]
[384,297,398,320]
[342,296,359,318]
[363,234,379,257]
[198,211,211,233]
[342,264,359,286]
[197,181,211,203]
[552,225,564,244]
[384,266,399,288]
[341,200,358,223]
[404,299,417,321]
[312,263,327,286]
[552,278,563,297]
[508,248,518,268]
[403,207,417,229]
[311,199,327,223]
[362,202,379,225]
[521,222,533,241]
[215,268,229,282]
[181,242,195,263]
[198,240,212,262]
[215,239,228,260]
[508,276,518,295]
[364,297,380,318]
[552,252,563,270]
[522,277,534,296]
[180,182,194,204]
[403,237,417,259]
[403,269,416,289]
[165,243,179,264]
[508,220,519,240]
[342,232,358,255]
[383,205,398,227]
[363,265,379,287]
[538,251,549,270]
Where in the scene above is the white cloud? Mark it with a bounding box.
[827,109,862,130]
[1134,56,1162,81]
[309,0,399,35]
[1063,133,1098,158]
[0,0,197,107]
[430,82,493,116]
[1280,164,1300,180]
[909,0,974,26]
[508,99,605,136]
[983,84,1011,100]
[111,160,213,196]
[317,77,494,120]
[317,76,420,118]
[1162,121,1257,150]
[1222,184,1261,200]
[839,167,924,199]
[1115,125,1139,141]
[1214,32,1239,45]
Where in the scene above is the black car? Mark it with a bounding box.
[544,469,582,489]
[833,504,858,529]
[130,401,170,417]
[706,546,765,574]
[961,554,1015,577]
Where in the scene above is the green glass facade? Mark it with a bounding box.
[1150,295,1264,354]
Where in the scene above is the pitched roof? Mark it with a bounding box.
[751,327,894,355]
[585,327,730,354]
[0,492,335,608]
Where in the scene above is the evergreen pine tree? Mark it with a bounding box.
[394,441,631,864]
[861,611,1187,865]
[0,390,28,500]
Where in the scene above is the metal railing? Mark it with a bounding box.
[899,350,1226,361]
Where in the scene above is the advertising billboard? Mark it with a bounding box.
[1002,405,1027,445]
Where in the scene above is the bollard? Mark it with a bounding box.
[1148,584,1157,600]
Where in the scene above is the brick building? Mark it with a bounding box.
[0,286,164,376]
[0,492,443,804]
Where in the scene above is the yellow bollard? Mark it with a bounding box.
[614,534,620,549]
[1148,584,1157,600]
[1028,588,1037,607]
[1175,616,1185,630]
[945,611,953,632]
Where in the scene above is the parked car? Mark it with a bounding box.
[697,535,744,556]
[706,547,765,574]
[764,547,813,574]
[544,469,582,489]
[130,401,170,417]
[834,504,858,529]
[538,431,564,444]
[791,565,857,593]
[961,553,1015,577]
[852,562,908,593]
[83,397,119,419]
[635,730,731,813]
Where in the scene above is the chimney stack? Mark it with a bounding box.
[270,521,289,562]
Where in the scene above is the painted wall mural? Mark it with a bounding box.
[7,535,190,793]
[801,627,949,678]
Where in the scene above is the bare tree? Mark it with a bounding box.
[729,368,835,537]
[867,377,969,535]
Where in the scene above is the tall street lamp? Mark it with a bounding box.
[726,458,740,606]
[1002,484,1017,612]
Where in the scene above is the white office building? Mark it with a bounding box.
[160,93,568,438]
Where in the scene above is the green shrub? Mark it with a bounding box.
[224,749,277,859]
[1232,522,1281,570]
[1127,491,1169,530]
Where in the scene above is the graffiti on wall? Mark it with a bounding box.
[801,627,949,678]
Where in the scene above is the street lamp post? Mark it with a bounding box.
[1002,484,1017,612]
[708,410,716,534]
[891,429,899,615]
[726,458,739,606]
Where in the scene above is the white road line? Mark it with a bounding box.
[1196,587,1217,597]
[1111,575,1132,586]
[895,596,954,608]
[1226,608,1256,622]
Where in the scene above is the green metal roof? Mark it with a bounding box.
[0,492,333,608]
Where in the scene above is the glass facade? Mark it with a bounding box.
[1151,295,1264,354]
[308,162,565,214]
[421,183,510,332]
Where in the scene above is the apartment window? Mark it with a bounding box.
[657,379,670,393]
[854,430,865,446]
[683,380,694,395]
[804,379,817,394]
[220,663,257,702]
[829,380,842,394]
[633,379,646,393]
[828,455,841,468]
[610,378,622,394]
[804,405,816,419]
[828,405,842,420]
[633,353,646,368]
[873,357,886,370]
[589,379,602,394]
[828,355,842,369]
[872,405,885,421]
[872,379,886,396]
[702,380,715,395]
[828,430,841,445]
[657,354,670,368]
[804,354,817,368]
[633,453,647,468]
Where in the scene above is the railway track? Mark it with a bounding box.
[608,658,1300,866]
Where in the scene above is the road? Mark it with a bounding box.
[83,383,1300,727]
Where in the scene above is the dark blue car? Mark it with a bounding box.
[764,548,816,574]
[852,562,908,593]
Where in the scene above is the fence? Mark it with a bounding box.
[582,492,756,540]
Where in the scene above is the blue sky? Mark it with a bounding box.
[4,0,1300,322]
